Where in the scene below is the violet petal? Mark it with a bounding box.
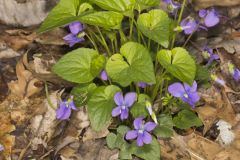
[136,134,144,147]
[69,22,83,35]
[112,106,121,117]
[134,117,144,130]
[125,130,138,140]
[114,92,124,106]
[142,131,152,144]
[144,122,157,132]
[204,9,220,27]
[168,82,185,97]
[120,108,129,120]
[124,92,137,107]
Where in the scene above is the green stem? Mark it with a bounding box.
[151,71,166,101]
[88,29,106,49]
[154,44,160,72]
[119,28,127,44]
[96,26,111,56]
[111,39,115,53]
[156,80,164,112]
[129,16,134,40]
[177,0,187,24]
[182,32,194,47]
[133,19,147,46]
[45,82,55,109]
[147,39,151,50]
[135,84,140,94]
[114,32,119,52]
[85,33,98,52]
[182,23,200,47]
[151,77,162,101]
[171,0,187,48]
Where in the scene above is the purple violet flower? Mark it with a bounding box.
[112,92,137,120]
[168,81,200,107]
[56,96,77,120]
[63,22,85,47]
[125,117,157,147]
[100,70,108,81]
[180,17,198,35]
[233,69,240,81]
[163,0,181,14]
[228,63,240,81]
[0,144,4,152]
[211,74,225,86]
[199,8,220,27]
[202,46,219,65]
[138,82,147,89]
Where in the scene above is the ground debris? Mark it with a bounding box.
[193,0,240,9]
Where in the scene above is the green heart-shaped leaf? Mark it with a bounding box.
[79,11,124,29]
[71,83,97,107]
[157,47,196,84]
[173,110,203,129]
[53,48,105,83]
[87,85,121,131]
[90,0,136,16]
[38,0,93,33]
[154,114,174,138]
[137,9,171,48]
[135,0,160,11]
[132,137,160,160]
[106,42,156,87]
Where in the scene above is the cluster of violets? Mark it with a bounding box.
[111,92,158,146]
[63,1,220,47]
[54,0,240,148]
[163,0,220,35]
[180,8,220,35]
[210,62,240,87]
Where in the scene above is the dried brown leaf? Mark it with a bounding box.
[82,127,109,142]
[7,56,42,98]
[185,133,222,160]
[159,133,191,160]
[196,106,218,134]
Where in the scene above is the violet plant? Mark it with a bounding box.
[38,0,221,159]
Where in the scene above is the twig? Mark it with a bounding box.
[18,141,31,160]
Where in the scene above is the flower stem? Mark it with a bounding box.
[114,32,119,52]
[151,71,166,101]
[171,0,187,48]
[119,28,127,44]
[111,39,115,53]
[96,26,111,56]
[135,84,140,94]
[182,23,200,47]
[45,82,56,109]
[129,16,134,40]
[85,33,99,52]
[154,44,160,72]
[151,76,162,101]
[133,19,147,46]
[182,31,194,47]
[147,38,151,50]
